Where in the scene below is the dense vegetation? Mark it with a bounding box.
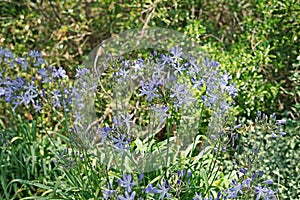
[0,0,299,199]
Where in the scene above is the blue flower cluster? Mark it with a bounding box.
[0,47,71,113]
[255,111,286,138]
[104,47,238,143]
[96,113,133,158]
[1,46,288,200]
[222,175,276,200]
[102,169,194,199]
[110,47,236,110]
[104,173,172,200]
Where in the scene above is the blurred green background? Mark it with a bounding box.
[0,0,299,199]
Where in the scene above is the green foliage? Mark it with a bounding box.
[264,120,300,199]
[0,111,57,199]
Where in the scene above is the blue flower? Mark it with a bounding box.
[187,58,202,76]
[0,87,5,96]
[34,57,45,66]
[51,90,62,108]
[263,180,273,185]
[243,178,252,187]
[38,68,49,80]
[191,76,204,89]
[16,57,29,69]
[11,76,26,90]
[226,83,238,97]
[204,58,219,68]
[224,179,244,198]
[130,61,143,72]
[118,191,136,200]
[24,81,38,95]
[116,68,129,82]
[111,133,130,157]
[255,184,276,200]
[156,179,171,199]
[153,62,166,77]
[143,184,158,194]
[160,54,172,65]
[75,67,90,78]
[139,173,144,182]
[151,105,170,125]
[33,101,42,112]
[103,184,117,200]
[120,113,134,128]
[117,173,136,193]
[169,46,183,63]
[279,131,286,136]
[170,84,195,107]
[139,82,159,101]
[28,50,42,58]
[97,126,112,143]
[52,67,67,79]
[14,92,37,108]
[276,119,286,125]
[112,113,134,128]
[173,63,185,75]
[271,132,278,138]
[239,168,247,174]
[1,48,14,66]
[170,84,186,98]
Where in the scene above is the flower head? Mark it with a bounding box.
[156,179,171,199]
[117,173,136,193]
[118,191,136,200]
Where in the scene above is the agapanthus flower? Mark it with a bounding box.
[111,133,130,157]
[33,101,42,112]
[226,83,238,97]
[130,61,143,72]
[139,173,144,182]
[51,90,62,108]
[0,87,5,96]
[143,184,158,194]
[1,48,14,66]
[120,113,134,128]
[117,173,136,193]
[224,179,244,198]
[34,57,46,66]
[276,119,286,125]
[170,83,196,108]
[28,50,42,58]
[52,67,67,79]
[160,54,172,65]
[191,76,204,89]
[153,62,166,76]
[97,126,112,143]
[103,184,117,200]
[151,105,170,125]
[255,184,276,200]
[169,46,184,63]
[139,82,159,101]
[263,180,273,185]
[156,179,171,199]
[118,191,136,200]
[172,63,185,75]
[75,67,90,78]
[38,68,49,78]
